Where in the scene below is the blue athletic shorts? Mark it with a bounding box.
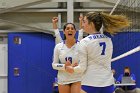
[82,85,114,93]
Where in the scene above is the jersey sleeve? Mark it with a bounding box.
[78,29,83,41]
[52,44,65,71]
[54,29,62,44]
[74,40,87,73]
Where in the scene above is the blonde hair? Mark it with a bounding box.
[85,12,131,34]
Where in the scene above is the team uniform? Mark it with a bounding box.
[52,29,83,84]
[52,41,83,85]
[74,33,114,93]
[54,29,83,44]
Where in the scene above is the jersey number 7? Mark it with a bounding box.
[99,42,106,55]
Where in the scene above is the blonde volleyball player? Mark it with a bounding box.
[67,12,130,93]
[52,23,82,93]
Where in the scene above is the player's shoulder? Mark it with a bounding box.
[55,42,64,48]
[80,36,89,43]
[79,36,90,46]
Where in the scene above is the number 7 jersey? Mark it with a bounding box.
[74,34,114,87]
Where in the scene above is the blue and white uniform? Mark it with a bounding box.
[52,41,83,85]
[74,33,114,92]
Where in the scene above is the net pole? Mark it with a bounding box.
[111,46,140,62]
[110,0,121,15]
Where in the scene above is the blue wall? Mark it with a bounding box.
[8,33,56,93]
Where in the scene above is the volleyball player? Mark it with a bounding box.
[52,23,82,93]
[67,12,130,93]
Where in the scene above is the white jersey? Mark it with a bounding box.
[54,29,83,44]
[52,41,83,85]
[74,34,114,87]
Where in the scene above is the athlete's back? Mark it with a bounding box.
[79,34,114,87]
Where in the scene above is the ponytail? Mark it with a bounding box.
[85,12,131,34]
[101,12,131,34]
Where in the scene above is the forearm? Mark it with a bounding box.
[54,29,62,43]
[79,21,83,29]
[53,22,58,29]
[52,63,65,71]
[74,65,86,73]
[78,29,83,41]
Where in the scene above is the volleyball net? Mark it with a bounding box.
[109,0,140,62]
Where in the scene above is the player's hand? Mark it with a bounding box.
[79,14,83,29]
[52,17,58,23]
[79,14,83,22]
[65,66,74,73]
[65,60,71,68]
[71,62,78,67]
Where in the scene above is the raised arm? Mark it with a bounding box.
[79,14,83,30]
[52,17,58,29]
[52,17,62,44]
[78,14,84,41]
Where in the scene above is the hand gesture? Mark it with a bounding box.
[52,17,58,23]
[71,62,78,67]
[79,14,83,29]
[65,59,71,67]
[65,60,74,73]
[52,17,58,29]
[65,66,74,74]
[79,14,83,22]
